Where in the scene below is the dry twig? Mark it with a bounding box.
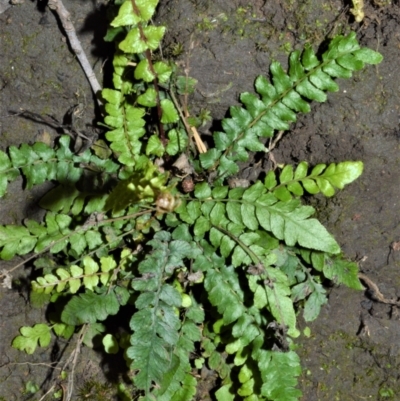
[60,324,89,401]
[47,0,102,104]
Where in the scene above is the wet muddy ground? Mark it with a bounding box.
[1,0,400,399]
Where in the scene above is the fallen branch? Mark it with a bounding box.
[47,0,102,104]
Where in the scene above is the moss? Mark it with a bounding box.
[77,380,116,401]
[21,32,39,54]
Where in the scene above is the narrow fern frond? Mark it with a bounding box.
[0,212,72,260]
[153,301,204,401]
[0,136,86,198]
[199,32,382,183]
[177,181,340,254]
[265,160,364,201]
[127,231,195,395]
[103,88,148,167]
[31,255,119,294]
[102,0,183,166]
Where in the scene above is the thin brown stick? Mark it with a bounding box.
[47,0,102,103]
[61,324,89,401]
[37,384,56,401]
[169,89,207,154]
[358,273,400,306]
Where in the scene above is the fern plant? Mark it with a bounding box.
[1,0,383,400]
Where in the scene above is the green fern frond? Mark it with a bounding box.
[61,286,129,326]
[0,212,73,259]
[102,0,183,167]
[199,32,382,183]
[257,350,302,401]
[103,88,148,166]
[200,254,301,398]
[153,303,204,401]
[177,181,340,254]
[205,265,247,326]
[32,255,118,294]
[265,161,364,200]
[0,136,87,198]
[127,231,197,395]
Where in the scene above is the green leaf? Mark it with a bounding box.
[303,286,328,321]
[258,350,302,400]
[194,182,212,199]
[83,256,100,291]
[119,26,165,53]
[199,148,220,170]
[153,61,173,83]
[323,257,363,289]
[320,161,363,189]
[296,79,327,102]
[353,48,383,64]
[166,129,187,155]
[61,290,120,326]
[12,324,51,354]
[322,60,352,78]
[0,225,37,260]
[309,69,339,92]
[294,161,308,179]
[279,165,293,183]
[270,61,292,94]
[131,0,159,22]
[161,99,179,123]
[288,50,305,81]
[102,88,123,105]
[103,333,119,354]
[134,59,155,82]
[215,384,235,401]
[301,43,320,69]
[146,135,164,157]
[194,216,211,237]
[205,266,246,325]
[282,89,311,113]
[137,87,157,107]
[336,54,364,71]
[255,198,340,253]
[111,1,140,27]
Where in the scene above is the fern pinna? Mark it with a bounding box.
[2,0,383,399]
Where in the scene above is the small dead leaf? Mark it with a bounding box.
[391,241,400,252]
[228,178,250,189]
[173,153,194,176]
[35,129,52,146]
[187,271,204,283]
[1,269,12,289]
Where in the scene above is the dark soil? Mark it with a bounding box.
[1,0,400,399]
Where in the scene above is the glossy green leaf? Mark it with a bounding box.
[134,59,155,82]
[61,290,120,326]
[12,324,52,354]
[137,87,157,106]
[146,135,164,157]
[161,99,179,123]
